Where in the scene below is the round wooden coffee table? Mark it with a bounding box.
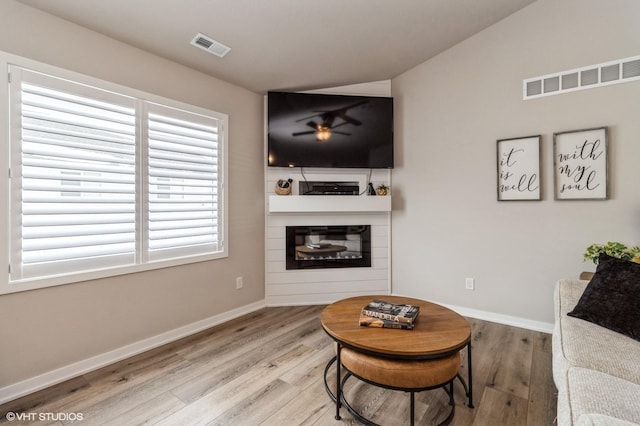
[321,295,473,425]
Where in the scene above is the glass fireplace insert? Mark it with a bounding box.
[285,225,372,270]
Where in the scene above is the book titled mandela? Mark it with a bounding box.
[361,299,420,326]
[358,312,415,330]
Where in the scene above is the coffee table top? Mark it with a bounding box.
[321,295,471,360]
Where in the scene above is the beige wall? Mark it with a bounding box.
[0,1,264,389]
[391,0,640,326]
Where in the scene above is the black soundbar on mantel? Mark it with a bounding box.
[299,181,359,195]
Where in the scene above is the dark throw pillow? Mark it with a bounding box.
[568,253,640,341]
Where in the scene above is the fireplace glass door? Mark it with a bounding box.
[285,225,371,270]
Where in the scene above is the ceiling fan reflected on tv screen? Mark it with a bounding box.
[267,91,393,169]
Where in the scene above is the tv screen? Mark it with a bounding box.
[267,91,393,168]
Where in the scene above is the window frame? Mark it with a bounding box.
[0,52,228,295]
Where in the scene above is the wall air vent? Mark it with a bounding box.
[523,55,640,100]
[190,33,231,58]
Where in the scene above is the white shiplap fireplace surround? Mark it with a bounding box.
[265,169,392,305]
[264,81,393,306]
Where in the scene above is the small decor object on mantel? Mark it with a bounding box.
[376,184,389,196]
[583,241,640,264]
[366,182,376,195]
[275,178,293,195]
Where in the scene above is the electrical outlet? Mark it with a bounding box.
[235,276,243,289]
[465,278,475,290]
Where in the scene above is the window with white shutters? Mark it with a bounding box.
[146,104,221,262]
[5,64,227,293]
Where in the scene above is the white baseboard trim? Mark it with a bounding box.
[1,298,552,405]
[440,302,554,334]
[0,299,267,405]
[268,296,554,333]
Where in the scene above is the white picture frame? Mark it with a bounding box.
[553,127,608,200]
[497,135,541,201]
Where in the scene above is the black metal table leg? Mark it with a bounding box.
[467,342,474,408]
[322,354,343,420]
[454,342,474,409]
[335,344,342,419]
[410,391,415,426]
[322,356,337,403]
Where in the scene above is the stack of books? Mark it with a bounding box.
[359,299,420,330]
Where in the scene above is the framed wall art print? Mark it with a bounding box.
[497,135,541,201]
[553,127,608,200]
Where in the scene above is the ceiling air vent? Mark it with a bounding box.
[190,33,231,58]
[523,54,640,99]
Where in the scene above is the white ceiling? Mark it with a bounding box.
[19,0,536,94]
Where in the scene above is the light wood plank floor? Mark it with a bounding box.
[0,305,557,425]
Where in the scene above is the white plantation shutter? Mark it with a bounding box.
[146,104,222,261]
[10,69,137,281]
[7,64,227,289]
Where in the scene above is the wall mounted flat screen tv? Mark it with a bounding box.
[267,91,393,168]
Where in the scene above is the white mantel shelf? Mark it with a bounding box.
[268,195,391,213]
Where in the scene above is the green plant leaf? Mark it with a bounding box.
[583,241,639,264]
